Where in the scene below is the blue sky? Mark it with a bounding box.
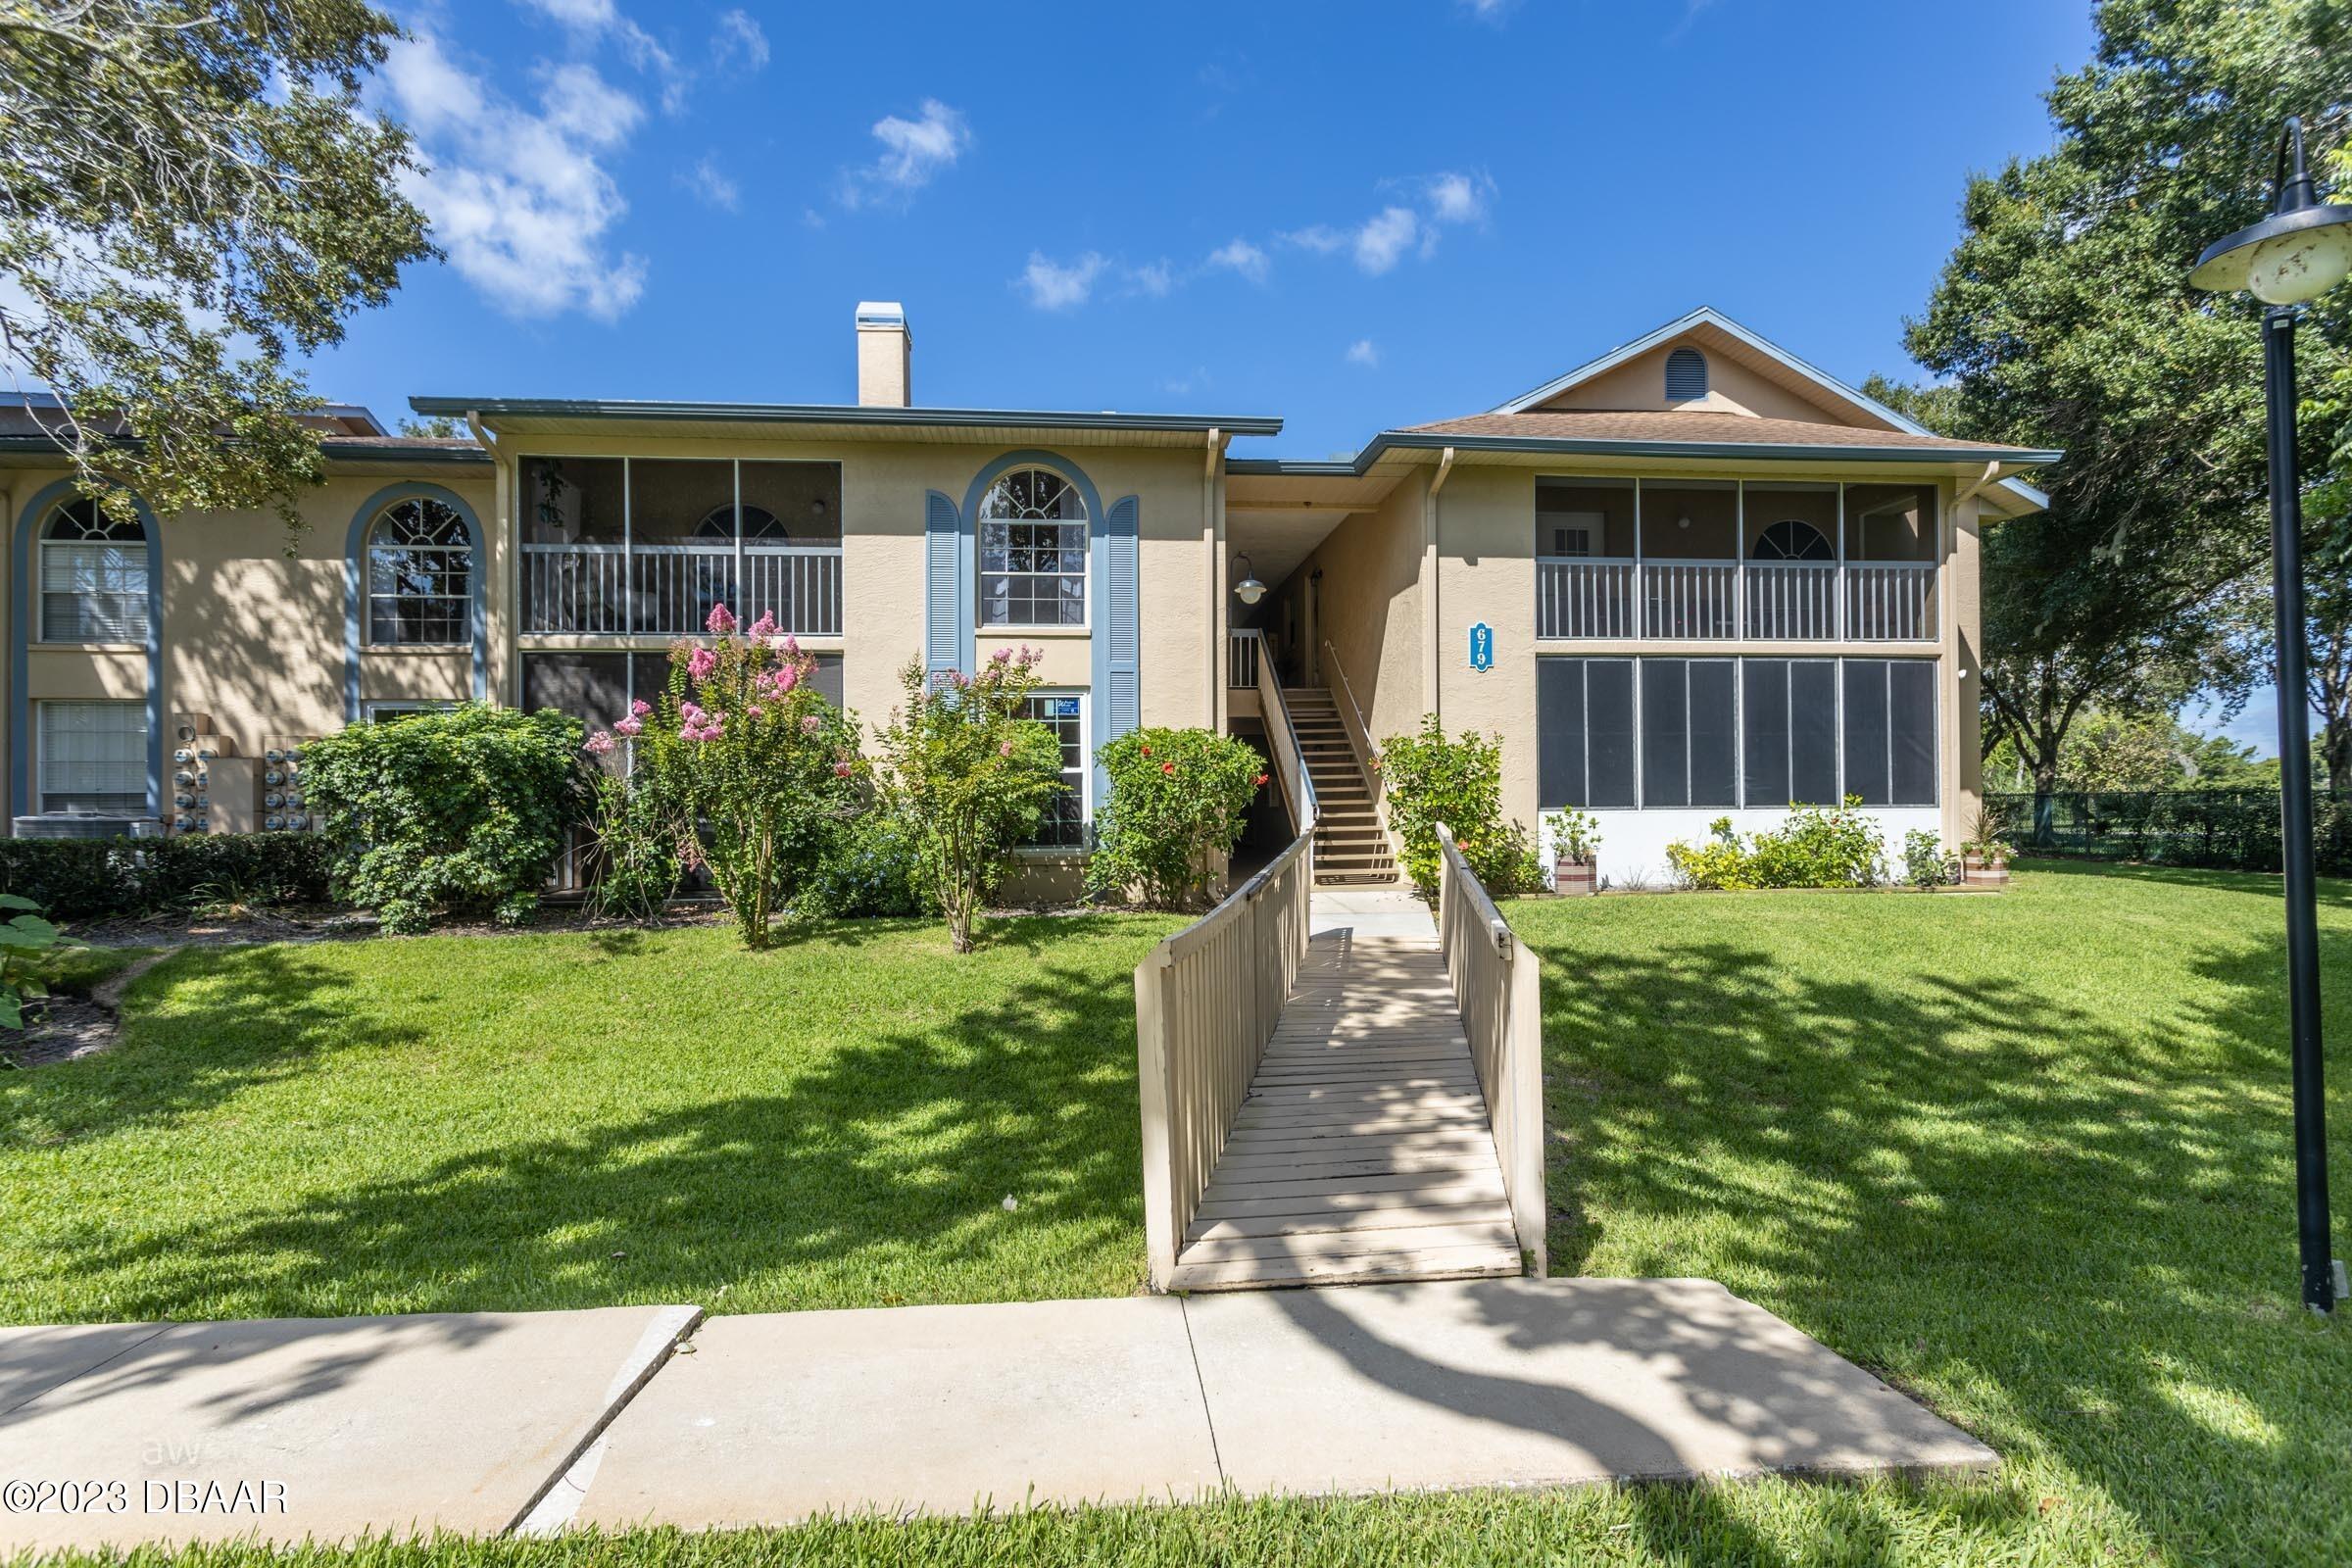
[329,0,2094,457]
[325,1,2304,752]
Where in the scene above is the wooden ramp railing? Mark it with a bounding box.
[1435,823,1548,1274]
[1132,826,1315,1292]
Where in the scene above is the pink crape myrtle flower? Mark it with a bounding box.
[614,714,643,738]
[630,698,653,716]
[801,714,822,734]
[584,731,616,756]
[832,760,854,778]
[999,739,1015,758]
[687,646,718,683]
[748,705,764,718]
[746,611,777,641]
[783,635,801,658]
[707,603,738,636]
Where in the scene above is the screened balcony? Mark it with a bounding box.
[1535,478,1938,643]
[519,456,844,637]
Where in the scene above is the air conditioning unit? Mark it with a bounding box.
[13,815,160,840]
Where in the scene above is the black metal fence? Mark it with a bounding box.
[1983,789,2352,876]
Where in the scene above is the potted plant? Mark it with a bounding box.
[1959,837,2013,889]
[1545,808,1601,896]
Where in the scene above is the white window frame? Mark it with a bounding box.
[978,466,1090,632]
[35,700,149,815]
[38,504,149,646]
[1016,689,1090,852]
[366,500,474,649]
[361,700,462,723]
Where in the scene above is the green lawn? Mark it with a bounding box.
[1505,859,2352,1565]
[16,865,2352,1566]
[0,915,1180,1323]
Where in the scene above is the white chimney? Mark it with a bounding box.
[856,302,910,408]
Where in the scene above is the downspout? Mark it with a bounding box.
[466,411,512,706]
[1204,427,1224,728]
[1423,446,1455,718]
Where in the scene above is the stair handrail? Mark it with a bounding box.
[1256,646,1317,834]
[1320,638,1380,779]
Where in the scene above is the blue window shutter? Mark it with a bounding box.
[924,491,958,676]
[1104,495,1141,740]
[1664,348,1708,402]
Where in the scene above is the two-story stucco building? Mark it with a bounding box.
[0,304,2056,887]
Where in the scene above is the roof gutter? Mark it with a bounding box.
[416,396,1282,437]
[1231,431,2060,479]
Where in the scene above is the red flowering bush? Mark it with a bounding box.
[1087,727,1267,909]
[601,604,865,948]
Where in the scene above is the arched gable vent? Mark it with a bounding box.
[1664,347,1709,402]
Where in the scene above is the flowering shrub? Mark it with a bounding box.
[608,605,864,948]
[1087,728,1267,909]
[1665,800,1888,890]
[1379,714,1541,899]
[304,703,589,933]
[582,772,682,920]
[1902,828,1950,889]
[873,650,1066,953]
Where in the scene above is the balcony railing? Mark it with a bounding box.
[522,542,843,637]
[1537,557,1936,643]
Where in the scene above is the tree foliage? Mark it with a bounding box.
[873,651,1066,955]
[0,0,433,525]
[1901,0,2350,792]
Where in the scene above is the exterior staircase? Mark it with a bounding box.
[1281,687,1396,887]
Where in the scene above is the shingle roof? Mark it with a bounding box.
[1399,409,2051,456]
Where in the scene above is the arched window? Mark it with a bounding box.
[693,504,791,541]
[40,499,148,643]
[978,466,1087,626]
[1664,347,1709,403]
[366,497,473,646]
[1751,519,1835,562]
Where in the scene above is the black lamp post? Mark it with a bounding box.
[2190,117,2352,1314]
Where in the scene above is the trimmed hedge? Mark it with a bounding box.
[0,832,334,922]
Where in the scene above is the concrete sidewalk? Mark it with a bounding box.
[0,1280,1992,1551]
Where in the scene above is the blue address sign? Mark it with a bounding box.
[1467,621,1495,672]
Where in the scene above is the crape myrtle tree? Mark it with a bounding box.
[0,0,433,526]
[1894,0,2350,814]
[875,649,1065,955]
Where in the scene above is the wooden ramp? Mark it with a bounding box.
[1167,928,1525,1292]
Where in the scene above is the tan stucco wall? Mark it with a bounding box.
[1538,345,1856,423]
[1431,466,1543,825]
[1284,474,1427,754]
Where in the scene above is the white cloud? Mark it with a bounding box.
[840,99,971,209]
[1278,173,1496,278]
[1459,0,1517,20]
[710,9,769,72]
[514,0,689,113]
[681,156,740,212]
[384,31,648,319]
[1017,251,1107,311]
[1351,207,1419,274]
[1204,237,1269,283]
[1129,260,1175,298]
[1346,339,1380,368]
[1421,171,1494,225]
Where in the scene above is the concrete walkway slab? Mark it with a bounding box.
[0,1323,171,1418]
[574,1297,1221,1528]
[1310,888,1436,943]
[0,1304,697,1553]
[1184,1278,1996,1493]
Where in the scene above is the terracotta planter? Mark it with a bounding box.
[1962,855,2009,890]
[1552,857,1597,896]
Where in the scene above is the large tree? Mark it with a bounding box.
[1901,0,2351,799]
[0,0,433,525]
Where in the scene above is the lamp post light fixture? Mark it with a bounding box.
[2190,116,2352,1315]
[1232,554,1267,606]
